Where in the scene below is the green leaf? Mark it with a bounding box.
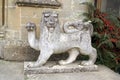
[93,32,101,38]
[82,13,90,18]
[116,41,120,48]
[97,40,114,48]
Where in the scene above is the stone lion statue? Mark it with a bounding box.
[26,11,97,68]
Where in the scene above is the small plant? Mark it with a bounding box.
[81,2,120,73]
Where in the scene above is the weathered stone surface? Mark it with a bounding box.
[0,0,2,26]
[0,41,4,59]
[3,39,69,61]
[0,60,24,80]
[5,0,89,41]
[4,46,38,61]
[0,60,120,80]
[3,0,92,61]
[3,40,39,61]
[25,65,120,80]
[24,61,98,74]
[7,7,21,30]
[0,31,5,39]
[26,11,97,68]
[5,30,20,40]
[16,0,61,8]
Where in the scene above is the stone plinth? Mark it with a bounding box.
[24,61,98,74]
[25,65,120,80]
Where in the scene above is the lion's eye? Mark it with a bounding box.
[44,14,50,17]
[52,14,58,18]
[55,19,58,22]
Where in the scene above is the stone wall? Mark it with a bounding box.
[0,0,93,61]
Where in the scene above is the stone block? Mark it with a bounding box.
[24,61,98,74]
[8,0,16,6]
[20,25,28,40]
[16,0,61,8]
[5,30,20,40]
[58,0,72,19]
[25,65,120,80]
[4,45,39,61]
[3,40,68,61]
[0,3,2,26]
[7,7,20,30]
[21,7,42,18]
[4,40,39,61]
[21,17,40,25]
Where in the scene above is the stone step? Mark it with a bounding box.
[24,64,120,80]
[24,61,98,74]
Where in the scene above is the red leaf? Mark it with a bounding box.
[110,38,118,43]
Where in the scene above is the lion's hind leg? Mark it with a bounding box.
[81,47,97,66]
[59,48,79,65]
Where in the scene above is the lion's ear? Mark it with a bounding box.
[54,12,59,16]
[42,12,47,17]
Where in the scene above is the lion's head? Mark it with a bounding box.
[42,11,59,32]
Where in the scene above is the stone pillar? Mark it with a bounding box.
[0,0,3,26]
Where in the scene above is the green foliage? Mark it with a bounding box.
[81,2,120,73]
[106,13,120,28]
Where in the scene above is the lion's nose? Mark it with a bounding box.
[49,21,54,25]
[49,18,54,25]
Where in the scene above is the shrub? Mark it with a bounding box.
[81,2,120,73]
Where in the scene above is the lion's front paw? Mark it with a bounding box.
[27,62,42,68]
[81,61,94,66]
[59,60,68,65]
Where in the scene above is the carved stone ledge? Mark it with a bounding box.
[24,61,98,74]
[0,31,5,39]
[16,0,61,8]
[0,41,4,59]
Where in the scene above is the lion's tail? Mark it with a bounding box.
[88,24,93,36]
[84,21,93,36]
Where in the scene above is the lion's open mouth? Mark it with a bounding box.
[48,27,55,32]
[27,29,34,31]
[47,26,55,32]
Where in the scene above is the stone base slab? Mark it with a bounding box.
[24,61,98,74]
[25,65,120,80]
